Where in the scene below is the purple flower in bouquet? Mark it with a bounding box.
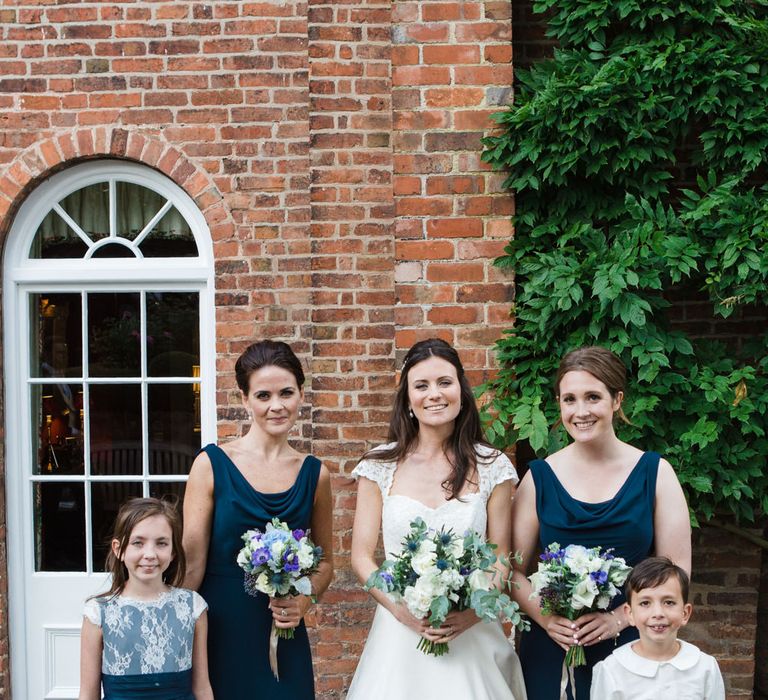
[251,548,270,566]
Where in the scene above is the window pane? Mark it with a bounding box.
[90,242,137,259]
[32,383,84,475]
[149,482,187,509]
[60,182,110,241]
[30,292,83,378]
[89,384,142,476]
[30,210,89,259]
[116,181,166,240]
[147,292,200,377]
[88,293,141,377]
[91,481,142,571]
[139,207,197,258]
[148,384,199,475]
[34,482,85,571]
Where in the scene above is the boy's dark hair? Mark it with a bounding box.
[625,556,690,603]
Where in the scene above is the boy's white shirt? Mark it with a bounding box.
[590,639,725,700]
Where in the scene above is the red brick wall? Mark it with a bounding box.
[392,0,514,383]
[686,528,762,699]
[0,2,762,699]
[756,532,768,699]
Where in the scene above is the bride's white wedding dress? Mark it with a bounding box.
[346,445,528,700]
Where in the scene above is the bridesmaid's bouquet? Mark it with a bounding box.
[365,517,529,656]
[528,542,632,668]
[237,518,323,679]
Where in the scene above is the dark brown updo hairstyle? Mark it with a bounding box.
[555,346,630,424]
[99,497,185,599]
[363,338,494,500]
[235,340,305,395]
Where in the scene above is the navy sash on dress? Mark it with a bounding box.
[102,669,193,700]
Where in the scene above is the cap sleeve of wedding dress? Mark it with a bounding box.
[351,444,396,497]
[476,446,518,501]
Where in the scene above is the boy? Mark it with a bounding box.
[591,557,725,699]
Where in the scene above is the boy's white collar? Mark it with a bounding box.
[614,639,701,677]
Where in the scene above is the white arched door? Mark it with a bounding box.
[3,160,217,699]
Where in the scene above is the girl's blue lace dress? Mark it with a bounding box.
[83,587,207,700]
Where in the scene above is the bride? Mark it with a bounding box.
[346,338,527,700]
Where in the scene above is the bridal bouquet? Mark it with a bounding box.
[365,517,528,656]
[237,518,323,679]
[528,542,632,668]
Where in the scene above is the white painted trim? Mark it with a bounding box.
[4,276,31,700]
[3,159,218,699]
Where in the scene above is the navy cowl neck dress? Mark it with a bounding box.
[198,443,320,700]
[519,451,659,700]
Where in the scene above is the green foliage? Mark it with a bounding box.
[481,0,768,524]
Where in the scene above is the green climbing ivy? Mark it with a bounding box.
[481,0,768,526]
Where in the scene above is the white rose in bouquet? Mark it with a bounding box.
[255,571,276,597]
[412,544,438,575]
[297,541,315,569]
[571,576,598,610]
[563,544,591,575]
[404,575,442,618]
[527,567,551,594]
[467,568,493,592]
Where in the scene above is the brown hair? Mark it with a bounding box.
[98,497,185,599]
[363,338,494,500]
[235,340,305,395]
[625,556,690,604]
[555,346,630,424]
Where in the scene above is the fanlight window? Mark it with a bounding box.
[31,180,197,259]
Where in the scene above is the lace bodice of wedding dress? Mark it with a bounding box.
[353,443,515,556]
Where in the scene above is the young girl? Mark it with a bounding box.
[79,498,214,700]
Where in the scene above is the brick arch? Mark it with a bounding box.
[0,127,232,240]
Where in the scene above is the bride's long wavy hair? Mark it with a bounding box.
[364,338,493,500]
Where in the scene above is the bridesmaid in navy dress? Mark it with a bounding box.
[511,347,691,700]
[182,340,334,699]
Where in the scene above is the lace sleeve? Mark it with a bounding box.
[191,590,208,620]
[352,453,395,497]
[478,448,518,500]
[83,598,101,627]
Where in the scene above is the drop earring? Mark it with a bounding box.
[408,407,414,418]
